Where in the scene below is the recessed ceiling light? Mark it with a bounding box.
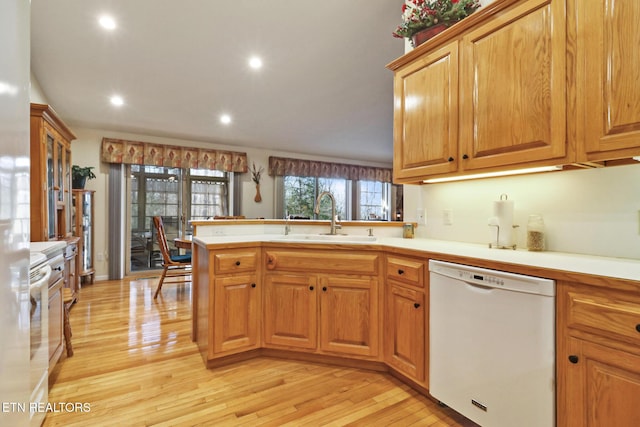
[220,114,232,125]
[99,15,116,30]
[248,56,263,70]
[110,95,124,106]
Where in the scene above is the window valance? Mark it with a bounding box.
[101,138,248,173]
[268,156,392,183]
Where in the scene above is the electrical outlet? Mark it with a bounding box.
[443,209,453,225]
[417,208,426,225]
[96,252,104,262]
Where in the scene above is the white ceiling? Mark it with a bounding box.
[31,0,405,165]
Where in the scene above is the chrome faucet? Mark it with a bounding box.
[314,191,341,235]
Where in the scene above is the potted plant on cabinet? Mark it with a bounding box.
[72,165,96,189]
[392,0,482,47]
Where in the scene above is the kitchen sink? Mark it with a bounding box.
[270,233,377,243]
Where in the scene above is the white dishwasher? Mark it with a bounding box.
[428,260,555,427]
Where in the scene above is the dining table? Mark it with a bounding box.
[173,236,192,250]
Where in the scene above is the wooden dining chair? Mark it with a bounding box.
[152,216,191,299]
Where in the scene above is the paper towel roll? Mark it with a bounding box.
[493,195,514,247]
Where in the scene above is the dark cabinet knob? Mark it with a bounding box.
[398,269,404,275]
[448,157,454,162]
[636,324,640,333]
[251,283,256,288]
[414,303,420,309]
[462,154,469,159]
[235,261,241,266]
[568,355,579,364]
[322,286,327,292]
[309,286,314,291]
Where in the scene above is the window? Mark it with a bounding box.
[129,165,229,272]
[280,176,391,221]
[284,176,348,220]
[358,180,389,220]
[187,168,228,231]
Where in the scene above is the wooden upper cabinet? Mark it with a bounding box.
[393,42,459,182]
[576,0,640,161]
[459,0,568,171]
[388,0,572,183]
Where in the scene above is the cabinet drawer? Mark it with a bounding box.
[64,243,77,258]
[265,250,379,275]
[386,256,425,288]
[214,249,259,274]
[567,290,640,345]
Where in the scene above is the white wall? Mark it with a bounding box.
[403,164,640,260]
[29,70,48,104]
[71,127,391,279]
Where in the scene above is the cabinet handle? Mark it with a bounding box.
[54,266,63,272]
[447,157,454,162]
[235,260,241,266]
[398,269,404,275]
[568,355,579,364]
[322,286,327,292]
[251,283,256,288]
[462,154,469,159]
[309,286,314,291]
[414,303,420,309]
[636,324,640,333]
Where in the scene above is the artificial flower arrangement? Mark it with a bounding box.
[392,0,482,46]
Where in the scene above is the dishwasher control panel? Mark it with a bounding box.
[429,260,555,296]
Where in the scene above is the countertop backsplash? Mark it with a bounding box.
[403,163,640,261]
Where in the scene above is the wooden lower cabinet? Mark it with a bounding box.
[563,338,640,427]
[213,274,259,354]
[384,282,426,383]
[319,275,379,357]
[557,281,640,426]
[64,237,79,302]
[193,245,262,364]
[263,273,317,350]
[48,276,64,372]
[263,272,379,358]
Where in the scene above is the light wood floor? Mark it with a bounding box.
[44,276,475,427]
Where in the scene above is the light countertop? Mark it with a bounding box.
[193,234,640,282]
[31,240,67,257]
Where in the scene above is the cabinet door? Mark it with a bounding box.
[562,337,640,427]
[48,276,64,371]
[213,274,259,354]
[578,0,640,161]
[392,42,459,182]
[319,276,379,357]
[46,133,56,240]
[459,0,567,171]
[263,273,317,350]
[64,147,72,234]
[384,283,425,382]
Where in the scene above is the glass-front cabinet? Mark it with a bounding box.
[30,103,76,241]
[73,189,95,284]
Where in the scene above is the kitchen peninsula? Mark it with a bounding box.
[192,219,640,426]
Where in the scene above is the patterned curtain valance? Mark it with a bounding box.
[101,138,248,173]
[268,156,392,183]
